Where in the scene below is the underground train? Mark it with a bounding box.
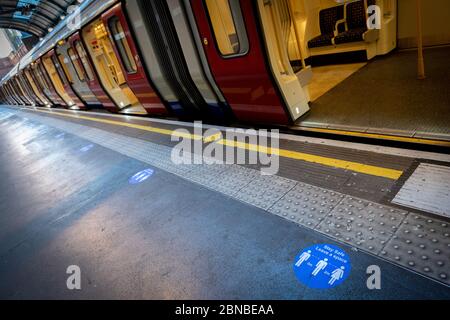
[0,0,396,126]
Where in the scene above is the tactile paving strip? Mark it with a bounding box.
[198,165,261,197]
[235,174,297,210]
[269,184,345,228]
[381,214,450,285]
[316,197,408,254]
[11,109,450,287]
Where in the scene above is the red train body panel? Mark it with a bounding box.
[190,0,290,125]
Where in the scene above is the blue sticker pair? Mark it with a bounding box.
[293,244,351,289]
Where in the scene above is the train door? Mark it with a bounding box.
[5,82,22,105]
[1,86,14,105]
[42,51,80,109]
[35,60,66,106]
[0,88,7,104]
[29,65,54,106]
[2,84,16,105]
[27,66,53,106]
[256,0,310,118]
[68,33,118,112]
[126,0,229,120]
[82,18,147,115]
[53,50,87,109]
[13,77,33,105]
[101,4,167,116]
[56,40,101,108]
[24,68,51,106]
[17,73,40,105]
[187,0,309,125]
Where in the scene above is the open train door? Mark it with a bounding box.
[68,32,118,113]
[101,3,167,116]
[43,49,85,109]
[187,0,309,125]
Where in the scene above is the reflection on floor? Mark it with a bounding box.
[309,63,367,102]
[300,46,450,141]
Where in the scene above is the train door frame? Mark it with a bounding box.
[52,49,87,109]
[68,32,118,113]
[101,3,168,116]
[17,72,41,105]
[42,50,80,109]
[1,84,16,105]
[2,83,16,105]
[255,0,310,119]
[35,59,67,107]
[25,63,55,107]
[5,82,23,105]
[56,39,102,108]
[0,88,8,105]
[81,18,148,115]
[23,67,51,106]
[188,0,295,125]
[13,76,33,105]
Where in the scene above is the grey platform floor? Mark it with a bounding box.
[299,46,450,140]
[0,107,449,299]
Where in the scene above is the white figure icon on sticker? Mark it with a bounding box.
[295,250,311,267]
[312,258,328,276]
[329,266,345,285]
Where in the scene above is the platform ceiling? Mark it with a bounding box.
[0,0,77,38]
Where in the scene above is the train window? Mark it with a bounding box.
[74,41,95,81]
[204,0,249,57]
[51,55,69,85]
[108,17,138,74]
[57,54,74,84]
[68,48,86,81]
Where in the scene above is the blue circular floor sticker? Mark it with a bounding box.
[129,169,154,185]
[293,244,351,289]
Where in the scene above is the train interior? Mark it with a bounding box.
[282,0,450,141]
[81,19,148,115]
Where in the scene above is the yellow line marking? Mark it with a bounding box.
[298,127,450,147]
[203,132,223,143]
[27,108,404,180]
[32,108,202,140]
[218,140,403,180]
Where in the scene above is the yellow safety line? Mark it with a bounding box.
[27,108,404,180]
[217,140,403,180]
[32,108,202,140]
[298,127,450,148]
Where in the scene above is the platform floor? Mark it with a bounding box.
[298,46,450,142]
[0,105,449,299]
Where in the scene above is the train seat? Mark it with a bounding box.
[307,5,344,49]
[307,0,379,60]
[334,0,378,45]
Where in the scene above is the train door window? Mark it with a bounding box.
[204,0,249,57]
[57,54,74,84]
[68,48,86,81]
[74,41,94,81]
[108,17,137,74]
